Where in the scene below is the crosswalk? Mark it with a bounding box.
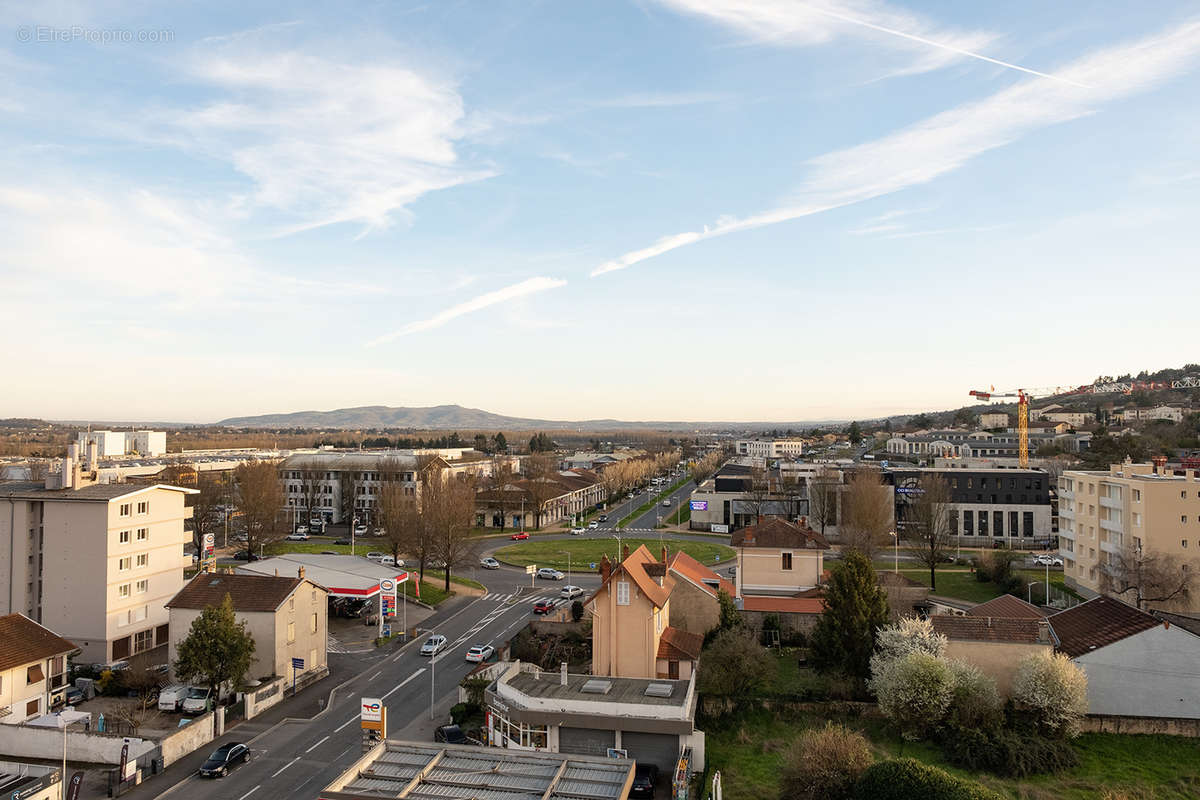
[480,591,563,604]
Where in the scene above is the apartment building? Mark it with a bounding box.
[1058,461,1200,612]
[735,439,804,459]
[1038,410,1095,427]
[979,412,1010,429]
[1119,405,1186,423]
[0,447,197,664]
[76,430,167,458]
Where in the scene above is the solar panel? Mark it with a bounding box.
[644,683,674,697]
[580,679,612,694]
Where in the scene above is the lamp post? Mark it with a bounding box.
[1027,581,1038,604]
[558,550,572,585]
[429,636,437,720]
[888,530,898,574]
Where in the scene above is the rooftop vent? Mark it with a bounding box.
[644,683,674,698]
[580,679,612,695]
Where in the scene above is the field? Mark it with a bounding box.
[494,537,734,572]
[870,565,1080,605]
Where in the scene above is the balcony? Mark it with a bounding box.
[1099,518,1123,534]
[1099,496,1123,510]
[1058,488,1074,500]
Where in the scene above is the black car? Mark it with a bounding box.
[597,514,608,522]
[232,550,259,561]
[630,763,658,799]
[434,724,468,744]
[333,538,352,546]
[199,743,249,778]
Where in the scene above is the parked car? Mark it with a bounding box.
[1034,554,1064,566]
[434,724,469,744]
[334,538,352,546]
[294,524,308,535]
[308,517,325,527]
[181,686,211,713]
[378,555,399,567]
[629,763,659,799]
[509,531,529,540]
[285,532,309,541]
[532,599,560,615]
[420,635,448,656]
[354,524,368,536]
[560,585,583,599]
[588,521,599,529]
[65,687,84,706]
[569,527,585,536]
[479,557,500,569]
[537,567,565,581]
[158,684,190,712]
[232,550,259,561]
[373,527,386,537]
[366,552,386,562]
[465,644,495,663]
[198,742,249,778]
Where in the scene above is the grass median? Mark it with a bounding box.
[618,476,693,528]
[493,536,734,573]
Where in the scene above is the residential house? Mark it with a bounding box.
[0,613,77,724]
[1039,410,1096,427]
[1,450,198,664]
[731,518,828,598]
[1051,596,1200,719]
[475,469,604,529]
[930,615,1055,694]
[663,551,735,635]
[166,570,328,684]
[965,594,1047,620]
[878,571,932,621]
[1121,405,1185,423]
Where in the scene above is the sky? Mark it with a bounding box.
[2,1,1200,424]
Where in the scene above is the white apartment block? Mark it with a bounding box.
[735,439,804,459]
[1,458,197,664]
[1058,462,1200,613]
[979,412,1010,429]
[76,430,167,457]
[1120,406,1185,423]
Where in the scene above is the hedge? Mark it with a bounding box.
[855,758,1005,800]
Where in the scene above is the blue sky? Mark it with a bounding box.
[3,1,1200,423]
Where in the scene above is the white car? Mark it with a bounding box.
[379,555,398,567]
[560,585,584,599]
[420,635,448,656]
[308,517,324,527]
[570,527,586,536]
[286,532,309,541]
[479,557,500,569]
[536,567,565,581]
[294,524,308,535]
[1033,555,1064,567]
[465,644,495,663]
[588,521,599,529]
[181,686,211,714]
[662,499,672,507]
[365,552,386,562]
[353,525,368,536]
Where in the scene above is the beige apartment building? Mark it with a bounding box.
[1,447,197,664]
[166,570,328,683]
[1058,461,1200,613]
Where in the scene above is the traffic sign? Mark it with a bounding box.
[525,565,537,575]
[291,657,304,669]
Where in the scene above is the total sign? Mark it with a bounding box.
[361,697,383,722]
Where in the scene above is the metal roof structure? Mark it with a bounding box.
[320,741,634,800]
[236,553,406,599]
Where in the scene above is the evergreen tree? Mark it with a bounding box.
[848,421,862,444]
[174,594,256,711]
[492,432,507,452]
[809,550,889,680]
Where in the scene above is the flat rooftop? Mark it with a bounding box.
[236,553,407,598]
[505,671,690,708]
[324,741,633,800]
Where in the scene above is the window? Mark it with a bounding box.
[27,663,44,684]
[136,528,148,542]
[136,579,148,594]
[119,503,131,517]
[979,511,988,536]
[1133,489,1142,502]
[26,699,39,717]
[135,553,148,568]
[118,530,130,544]
[137,501,148,514]
[949,511,958,536]
[310,613,318,634]
[287,622,296,643]
[1184,540,1189,549]
[134,630,153,652]
[963,510,974,535]
[118,583,131,599]
[118,556,131,571]
[616,581,631,606]
[1132,512,1142,527]
[289,597,295,611]
[994,511,1004,537]
[781,552,793,571]
[1183,516,1189,525]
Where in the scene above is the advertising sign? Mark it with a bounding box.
[379,578,397,616]
[711,524,730,534]
[689,500,708,511]
[202,532,215,560]
[360,698,383,722]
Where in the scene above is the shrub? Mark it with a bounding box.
[870,616,947,675]
[570,600,584,622]
[449,702,469,724]
[698,628,772,698]
[941,727,1078,777]
[779,722,873,800]
[869,651,954,740]
[944,660,1002,733]
[1012,651,1088,737]
[854,758,1006,800]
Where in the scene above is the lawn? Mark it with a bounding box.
[703,706,1200,800]
[875,567,1008,604]
[493,537,734,572]
[665,505,691,526]
[400,578,451,606]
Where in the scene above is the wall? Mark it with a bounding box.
[737,547,822,595]
[664,579,718,636]
[157,713,215,766]
[943,640,1051,695]
[1081,714,1200,737]
[589,578,663,679]
[739,609,819,640]
[1073,625,1200,718]
[0,723,155,764]
[244,678,286,719]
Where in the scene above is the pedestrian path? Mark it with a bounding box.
[479,590,562,604]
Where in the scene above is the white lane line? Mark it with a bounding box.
[236,787,260,800]
[305,735,330,753]
[370,671,382,680]
[334,714,359,733]
[271,757,301,777]
[382,668,426,699]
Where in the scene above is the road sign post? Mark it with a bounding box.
[525,564,536,588]
[291,656,304,694]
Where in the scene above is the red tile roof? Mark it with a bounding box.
[740,595,825,614]
[1050,596,1162,658]
[731,519,829,550]
[966,594,1047,620]
[666,550,735,598]
[932,615,1050,644]
[587,545,674,609]
[0,614,77,672]
[657,626,703,661]
[166,572,304,613]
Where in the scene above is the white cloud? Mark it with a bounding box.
[593,18,1200,277]
[367,277,568,345]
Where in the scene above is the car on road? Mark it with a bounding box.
[285,531,309,541]
[434,724,470,745]
[198,742,249,778]
[662,499,672,507]
[560,585,583,599]
[379,555,398,566]
[480,557,500,569]
[509,531,529,540]
[333,538,352,546]
[629,763,659,799]
[588,521,599,529]
[537,567,565,580]
[420,634,448,656]
[597,514,608,522]
[1033,554,1064,567]
[465,644,495,663]
[232,550,259,561]
[532,599,560,615]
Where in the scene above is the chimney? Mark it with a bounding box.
[88,441,98,471]
[560,662,568,686]
[1036,619,1051,644]
[298,566,306,580]
[622,544,630,561]
[274,568,279,577]
[599,554,611,582]
[661,546,668,564]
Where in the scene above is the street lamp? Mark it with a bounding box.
[888,531,898,574]
[429,635,438,720]
[1027,581,1038,604]
[558,550,572,584]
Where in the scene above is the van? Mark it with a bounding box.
[181,686,212,714]
[158,685,189,712]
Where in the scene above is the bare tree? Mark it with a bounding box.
[159,457,196,486]
[113,668,163,734]
[1101,541,1197,610]
[807,467,840,537]
[190,472,228,551]
[377,482,419,566]
[740,466,773,526]
[294,459,326,529]
[523,454,563,530]
[337,467,360,529]
[483,455,517,531]
[840,470,893,559]
[422,471,479,592]
[905,474,953,590]
[689,451,723,487]
[234,460,285,557]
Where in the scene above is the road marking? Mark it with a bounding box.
[305,735,329,753]
[334,714,359,733]
[236,787,260,800]
[370,671,382,680]
[383,668,425,699]
[271,757,301,777]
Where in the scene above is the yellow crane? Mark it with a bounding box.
[967,386,1075,468]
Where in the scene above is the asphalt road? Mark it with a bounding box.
[139,562,603,800]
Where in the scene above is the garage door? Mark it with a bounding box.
[558,727,615,758]
[621,731,680,773]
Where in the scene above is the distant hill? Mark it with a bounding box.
[215,404,834,431]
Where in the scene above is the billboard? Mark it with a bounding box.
[689,501,708,511]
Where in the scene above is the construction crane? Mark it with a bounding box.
[967,386,1079,468]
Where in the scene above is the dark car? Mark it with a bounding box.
[629,763,658,799]
[198,742,249,778]
[434,724,468,744]
[333,538,352,546]
[597,514,608,522]
[232,550,259,561]
[65,687,84,705]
